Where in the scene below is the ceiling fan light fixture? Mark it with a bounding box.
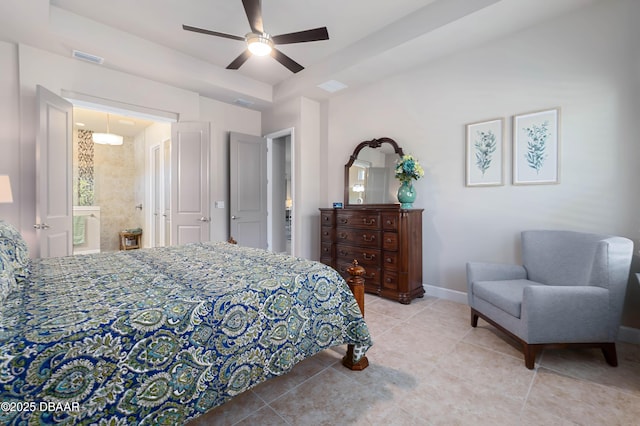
[246,33,273,56]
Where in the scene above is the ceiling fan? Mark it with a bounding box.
[183,0,329,73]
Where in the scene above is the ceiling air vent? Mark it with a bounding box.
[234,98,254,108]
[72,50,104,65]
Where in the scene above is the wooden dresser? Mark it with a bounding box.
[319,206,424,304]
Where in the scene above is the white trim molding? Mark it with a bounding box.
[423,284,468,305]
[618,326,640,345]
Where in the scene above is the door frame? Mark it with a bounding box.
[265,127,295,256]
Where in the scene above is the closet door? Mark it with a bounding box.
[170,122,210,245]
[229,132,267,249]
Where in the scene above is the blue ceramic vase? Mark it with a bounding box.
[397,181,416,209]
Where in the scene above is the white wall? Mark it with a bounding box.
[322,1,640,325]
[2,42,261,255]
[0,42,20,226]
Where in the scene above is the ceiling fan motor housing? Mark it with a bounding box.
[246,32,274,56]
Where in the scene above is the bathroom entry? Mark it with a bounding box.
[72,107,155,253]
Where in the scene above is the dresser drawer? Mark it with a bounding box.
[320,242,333,258]
[320,226,334,241]
[337,261,381,286]
[382,213,400,231]
[321,211,335,226]
[336,245,381,268]
[382,270,398,290]
[383,232,398,251]
[336,211,380,230]
[382,251,398,271]
[336,228,381,248]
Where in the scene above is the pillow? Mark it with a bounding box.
[0,251,17,304]
[0,220,30,282]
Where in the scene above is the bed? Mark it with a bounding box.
[0,221,372,425]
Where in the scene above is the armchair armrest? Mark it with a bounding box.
[521,285,610,343]
[466,262,527,286]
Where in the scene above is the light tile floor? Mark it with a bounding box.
[189,294,640,425]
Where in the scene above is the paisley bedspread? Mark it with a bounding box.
[0,242,372,425]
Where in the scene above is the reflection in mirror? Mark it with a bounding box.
[346,142,402,205]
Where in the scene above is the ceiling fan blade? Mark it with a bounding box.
[227,49,252,70]
[272,27,329,45]
[183,25,245,41]
[242,0,264,34]
[271,48,304,73]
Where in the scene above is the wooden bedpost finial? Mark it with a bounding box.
[347,259,365,277]
[343,259,369,371]
[227,236,237,245]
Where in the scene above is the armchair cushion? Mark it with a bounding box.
[473,279,545,318]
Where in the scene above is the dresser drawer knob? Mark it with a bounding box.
[363,253,375,260]
[362,218,376,225]
[386,257,393,263]
[339,233,347,239]
[362,235,375,242]
[386,238,392,243]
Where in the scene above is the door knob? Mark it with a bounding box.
[198,217,211,222]
[231,215,238,220]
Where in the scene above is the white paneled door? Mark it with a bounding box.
[170,122,210,245]
[229,132,267,249]
[36,85,73,258]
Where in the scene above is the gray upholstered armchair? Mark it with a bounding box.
[467,230,633,369]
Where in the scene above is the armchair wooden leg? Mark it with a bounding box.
[471,310,479,327]
[523,343,539,370]
[601,343,618,367]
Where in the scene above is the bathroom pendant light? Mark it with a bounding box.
[92,113,123,146]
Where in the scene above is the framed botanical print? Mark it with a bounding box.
[465,118,504,186]
[513,108,560,185]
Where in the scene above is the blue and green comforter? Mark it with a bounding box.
[0,242,372,425]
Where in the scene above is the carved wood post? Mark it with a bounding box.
[342,259,369,371]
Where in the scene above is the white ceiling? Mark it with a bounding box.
[0,0,599,110]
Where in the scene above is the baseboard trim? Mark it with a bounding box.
[618,326,640,344]
[423,284,640,344]
[423,284,467,305]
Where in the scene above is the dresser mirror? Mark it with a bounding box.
[344,137,404,206]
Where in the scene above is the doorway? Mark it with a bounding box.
[71,106,159,253]
[266,128,294,255]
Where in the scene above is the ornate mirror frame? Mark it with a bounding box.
[344,137,405,207]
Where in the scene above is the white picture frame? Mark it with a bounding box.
[513,108,560,185]
[465,118,504,187]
